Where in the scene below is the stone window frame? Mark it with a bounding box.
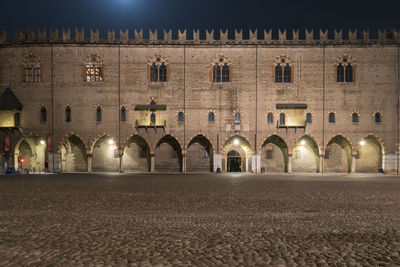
[94,104,103,122]
[39,104,47,124]
[120,104,128,123]
[233,110,241,124]
[65,105,72,123]
[266,110,274,124]
[305,111,313,124]
[273,55,293,83]
[148,54,169,83]
[208,110,216,123]
[373,110,383,123]
[350,110,360,123]
[22,54,41,83]
[84,54,104,82]
[335,54,356,83]
[176,109,185,123]
[327,110,336,123]
[210,55,232,83]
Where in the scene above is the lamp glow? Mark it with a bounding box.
[300,140,306,146]
[40,140,45,145]
[233,139,240,145]
[359,140,366,146]
[108,139,114,145]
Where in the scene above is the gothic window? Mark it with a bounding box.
[375,112,382,123]
[279,113,285,125]
[306,113,312,123]
[212,56,231,83]
[274,56,292,83]
[208,112,215,122]
[149,55,168,82]
[266,149,273,159]
[121,106,126,122]
[202,149,209,158]
[150,112,156,124]
[84,54,104,82]
[267,112,274,123]
[96,106,102,122]
[178,111,184,122]
[40,107,47,123]
[352,112,358,123]
[336,55,355,83]
[14,113,20,127]
[234,112,241,123]
[329,112,335,123]
[23,54,41,83]
[65,106,71,122]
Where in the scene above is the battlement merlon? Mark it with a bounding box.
[1,28,400,45]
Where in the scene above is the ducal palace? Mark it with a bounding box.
[0,28,399,174]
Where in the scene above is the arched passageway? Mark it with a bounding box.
[324,135,352,173]
[356,136,384,173]
[155,135,182,172]
[122,135,150,173]
[260,135,288,173]
[292,135,320,173]
[14,137,47,172]
[92,136,119,172]
[60,135,87,172]
[186,135,214,172]
[222,136,252,172]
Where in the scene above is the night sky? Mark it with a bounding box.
[1,0,400,38]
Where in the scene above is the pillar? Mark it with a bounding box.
[245,157,249,172]
[119,149,123,173]
[351,154,356,173]
[319,154,324,173]
[87,153,92,173]
[252,153,261,173]
[288,153,293,174]
[213,153,222,172]
[182,154,187,173]
[150,153,155,173]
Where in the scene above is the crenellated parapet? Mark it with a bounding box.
[1,28,400,45]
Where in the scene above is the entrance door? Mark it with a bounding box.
[227,150,242,172]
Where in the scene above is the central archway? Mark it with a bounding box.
[292,135,320,173]
[227,150,242,172]
[260,135,288,173]
[60,135,87,172]
[92,135,119,172]
[324,135,352,173]
[155,135,183,172]
[123,135,150,173]
[356,135,384,173]
[222,136,252,172]
[186,135,214,172]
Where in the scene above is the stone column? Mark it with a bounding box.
[288,153,293,174]
[119,149,124,173]
[213,153,222,172]
[182,153,187,173]
[252,153,261,173]
[87,153,92,173]
[150,153,155,173]
[319,154,324,173]
[351,152,356,173]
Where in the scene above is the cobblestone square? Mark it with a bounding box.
[0,173,399,266]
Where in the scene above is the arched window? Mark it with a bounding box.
[267,112,274,123]
[336,55,355,83]
[329,112,335,123]
[352,112,358,123]
[212,56,230,83]
[283,64,291,83]
[121,106,126,122]
[375,112,382,123]
[279,113,285,125]
[150,112,156,124]
[40,107,47,123]
[23,54,41,83]
[337,64,344,82]
[235,112,241,123]
[275,63,283,83]
[96,106,102,122]
[14,113,20,127]
[306,113,312,123]
[345,64,353,82]
[208,112,215,122]
[65,106,71,122]
[149,55,168,82]
[178,112,184,122]
[85,54,104,82]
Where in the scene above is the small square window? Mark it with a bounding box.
[266,150,273,159]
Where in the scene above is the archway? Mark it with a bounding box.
[292,135,320,173]
[14,137,47,172]
[122,135,150,173]
[155,135,182,172]
[260,135,288,173]
[186,135,214,172]
[356,135,384,173]
[60,135,87,172]
[92,136,119,172]
[324,135,352,173]
[222,136,252,172]
[227,150,242,172]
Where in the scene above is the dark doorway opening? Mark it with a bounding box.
[227,150,241,172]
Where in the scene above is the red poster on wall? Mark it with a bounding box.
[47,133,52,151]
[4,134,10,152]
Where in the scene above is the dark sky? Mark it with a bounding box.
[1,0,400,38]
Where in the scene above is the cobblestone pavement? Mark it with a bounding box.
[0,173,400,266]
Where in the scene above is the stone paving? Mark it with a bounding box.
[0,173,400,266]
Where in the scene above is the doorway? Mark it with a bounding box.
[227,150,241,172]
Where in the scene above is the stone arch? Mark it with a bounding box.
[356,135,384,173]
[14,136,47,172]
[292,135,321,173]
[260,134,289,173]
[155,135,183,172]
[92,135,119,172]
[60,134,87,172]
[222,135,252,172]
[324,135,352,173]
[186,135,214,172]
[122,135,151,173]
